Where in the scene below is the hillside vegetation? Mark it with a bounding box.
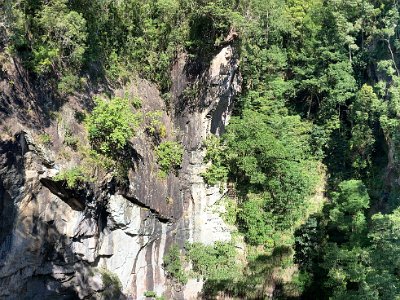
[3,0,400,298]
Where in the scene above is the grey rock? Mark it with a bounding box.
[0,45,241,299]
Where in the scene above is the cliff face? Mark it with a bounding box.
[0,45,241,299]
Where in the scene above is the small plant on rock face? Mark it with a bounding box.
[182,82,200,101]
[144,291,157,298]
[155,141,184,178]
[145,110,167,142]
[2,125,12,137]
[38,133,52,146]
[131,95,142,109]
[64,129,78,150]
[221,197,238,225]
[143,291,166,300]
[74,111,86,123]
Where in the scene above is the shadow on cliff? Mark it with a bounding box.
[0,136,126,299]
[0,56,58,129]
[0,137,25,260]
[0,52,113,132]
[1,193,127,299]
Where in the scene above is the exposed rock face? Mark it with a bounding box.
[175,45,241,245]
[0,45,241,299]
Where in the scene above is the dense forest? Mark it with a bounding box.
[3,0,400,299]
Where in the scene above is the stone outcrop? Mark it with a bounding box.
[0,45,241,299]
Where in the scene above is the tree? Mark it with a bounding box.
[34,0,87,74]
[349,85,381,172]
[328,180,370,243]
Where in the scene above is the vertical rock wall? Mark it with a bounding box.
[0,45,241,299]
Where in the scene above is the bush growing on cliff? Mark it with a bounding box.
[100,268,123,299]
[38,133,52,146]
[155,141,184,177]
[143,291,166,299]
[54,166,90,188]
[86,96,140,157]
[144,110,167,142]
[163,245,188,285]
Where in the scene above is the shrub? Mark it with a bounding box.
[202,135,228,185]
[58,74,80,95]
[145,111,167,141]
[238,194,275,247]
[163,245,188,285]
[144,291,157,297]
[64,129,79,150]
[38,133,52,146]
[54,166,88,188]
[105,50,130,83]
[131,96,142,109]
[186,242,238,280]
[202,164,229,185]
[155,141,184,177]
[86,96,140,157]
[143,292,166,300]
[100,268,123,299]
[221,197,238,225]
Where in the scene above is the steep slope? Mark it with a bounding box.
[0,45,240,299]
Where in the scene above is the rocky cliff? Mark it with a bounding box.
[0,45,241,299]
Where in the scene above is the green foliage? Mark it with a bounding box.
[143,291,166,300]
[130,96,142,109]
[349,85,381,173]
[8,0,87,81]
[155,141,184,177]
[100,268,123,300]
[38,133,52,146]
[329,180,370,237]
[202,164,228,186]
[367,209,400,299]
[298,180,400,299]
[54,167,89,188]
[64,129,79,150]
[144,111,166,141]
[105,50,130,83]
[35,0,87,69]
[143,291,157,297]
[186,242,238,280]
[221,197,238,225]
[57,74,81,95]
[86,96,139,157]
[186,241,241,295]
[7,0,400,298]
[202,135,228,185]
[223,109,320,242]
[163,245,188,285]
[181,83,200,101]
[238,194,274,246]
